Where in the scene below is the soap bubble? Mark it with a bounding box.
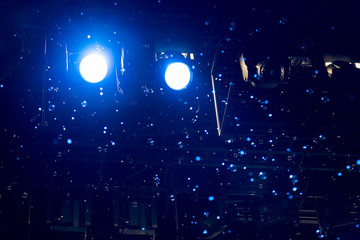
[229,164,237,172]
[22,192,28,198]
[48,104,55,111]
[170,194,175,201]
[148,138,154,146]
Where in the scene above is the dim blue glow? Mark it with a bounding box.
[338,172,342,176]
[67,139,72,144]
[195,156,201,161]
[357,159,360,165]
[208,196,215,201]
[79,54,108,83]
[165,62,192,90]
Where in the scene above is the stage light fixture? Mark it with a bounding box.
[79,54,108,83]
[240,54,285,88]
[164,62,192,90]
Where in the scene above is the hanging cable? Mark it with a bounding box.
[211,39,240,136]
[41,34,48,127]
[210,48,221,136]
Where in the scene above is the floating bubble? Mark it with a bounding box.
[203,230,208,234]
[48,104,55,111]
[357,159,360,165]
[67,139,72,144]
[346,165,351,170]
[316,229,325,238]
[208,196,214,201]
[81,101,87,107]
[292,187,298,192]
[195,156,201,161]
[319,135,326,140]
[321,96,330,103]
[259,172,267,180]
[306,89,314,94]
[148,138,154,146]
[246,137,251,142]
[178,141,183,148]
[132,201,138,207]
[229,164,237,172]
[338,172,342,176]
[22,192,28,198]
[170,194,175,201]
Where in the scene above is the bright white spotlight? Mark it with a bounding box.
[79,54,108,83]
[165,62,192,90]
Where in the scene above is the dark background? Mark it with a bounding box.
[1,0,360,239]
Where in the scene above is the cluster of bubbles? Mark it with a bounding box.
[3,6,360,240]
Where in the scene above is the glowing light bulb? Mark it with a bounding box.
[164,62,192,90]
[79,54,108,83]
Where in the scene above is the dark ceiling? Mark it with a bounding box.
[1,0,360,240]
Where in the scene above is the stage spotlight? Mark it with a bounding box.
[240,54,285,88]
[164,62,192,90]
[79,54,108,83]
